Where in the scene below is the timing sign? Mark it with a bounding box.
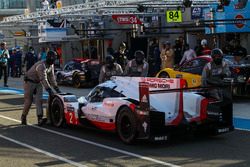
[166,10,182,23]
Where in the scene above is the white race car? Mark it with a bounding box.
[48,77,234,144]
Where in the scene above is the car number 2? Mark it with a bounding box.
[69,112,74,124]
[66,112,78,125]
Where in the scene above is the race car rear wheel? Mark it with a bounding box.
[50,96,65,127]
[117,107,137,144]
[73,73,81,88]
[158,72,170,78]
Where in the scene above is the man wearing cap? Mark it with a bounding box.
[21,50,61,126]
[201,48,231,99]
[99,55,123,83]
[113,42,129,70]
[124,50,148,77]
[0,42,10,87]
[160,41,174,69]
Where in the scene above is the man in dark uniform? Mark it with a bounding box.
[15,46,23,77]
[113,42,129,69]
[124,50,149,77]
[21,51,61,126]
[24,46,38,72]
[201,48,231,99]
[99,55,123,83]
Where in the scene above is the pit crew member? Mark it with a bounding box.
[201,48,231,99]
[99,55,123,83]
[21,51,61,126]
[124,50,149,77]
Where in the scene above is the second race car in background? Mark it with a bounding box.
[56,58,101,88]
[48,77,233,144]
[156,55,250,96]
[156,56,211,88]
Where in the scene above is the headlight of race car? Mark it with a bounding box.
[237,75,247,83]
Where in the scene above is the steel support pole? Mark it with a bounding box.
[26,0,36,12]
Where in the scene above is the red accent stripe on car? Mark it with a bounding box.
[170,79,185,125]
[90,121,116,131]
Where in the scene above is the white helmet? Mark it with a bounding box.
[201,39,208,46]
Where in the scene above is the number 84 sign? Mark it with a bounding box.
[166,10,183,23]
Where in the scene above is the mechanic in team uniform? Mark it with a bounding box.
[124,50,149,77]
[113,42,129,69]
[99,55,123,83]
[201,48,231,99]
[21,51,61,126]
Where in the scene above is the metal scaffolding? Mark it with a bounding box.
[0,0,219,25]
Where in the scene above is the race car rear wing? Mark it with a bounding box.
[137,79,233,141]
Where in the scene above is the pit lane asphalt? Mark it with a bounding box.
[1,93,250,166]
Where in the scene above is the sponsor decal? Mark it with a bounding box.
[235,14,245,29]
[103,101,115,107]
[140,78,174,84]
[154,136,168,141]
[218,128,230,133]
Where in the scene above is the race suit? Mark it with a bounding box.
[99,63,123,83]
[22,60,57,118]
[201,60,231,99]
[124,59,149,77]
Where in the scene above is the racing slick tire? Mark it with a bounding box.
[116,107,137,144]
[158,72,170,78]
[50,96,65,127]
[73,73,82,88]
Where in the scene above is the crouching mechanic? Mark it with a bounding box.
[21,51,61,126]
[201,48,231,99]
[99,55,123,83]
[124,50,149,77]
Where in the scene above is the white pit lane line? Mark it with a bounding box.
[0,114,180,167]
[0,134,87,167]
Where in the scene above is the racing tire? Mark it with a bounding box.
[116,107,137,144]
[73,73,81,88]
[158,72,170,78]
[50,96,65,127]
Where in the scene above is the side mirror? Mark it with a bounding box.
[78,96,88,105]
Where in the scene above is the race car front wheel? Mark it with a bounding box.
[73,73,81,88]
[158,72,170,78]
[117,107,137,144]
[50,96,65,127]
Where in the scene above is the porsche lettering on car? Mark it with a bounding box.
[48,77,234,144]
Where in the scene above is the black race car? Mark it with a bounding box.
[224,55,250,96]
[56,58,101,88]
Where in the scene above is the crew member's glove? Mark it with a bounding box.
[46,88,54,97]
[54,86,62,93]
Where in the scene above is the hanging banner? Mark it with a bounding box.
[191,7,203,19]
[112,14,142,25]
[166,10,182,23]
